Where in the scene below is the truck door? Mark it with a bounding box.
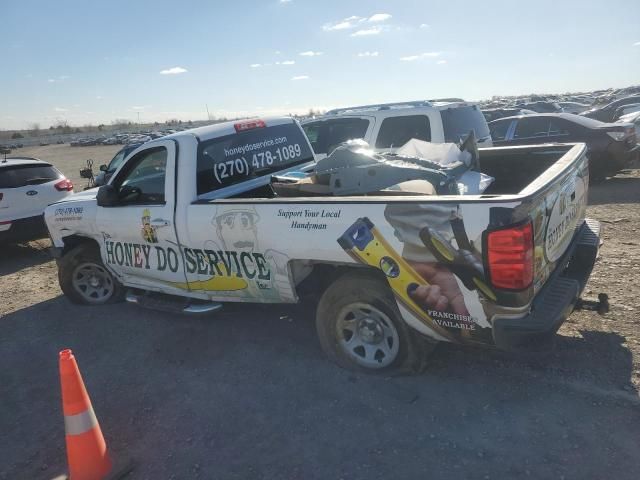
[95,140,187,293]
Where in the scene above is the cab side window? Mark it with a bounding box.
[375,115,431,149]
[107,150,126,173]
[111,147,167,204]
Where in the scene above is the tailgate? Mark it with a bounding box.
[527,144,590,293]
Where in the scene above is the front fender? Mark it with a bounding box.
[44,195,99,248]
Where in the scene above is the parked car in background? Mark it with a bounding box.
[302,100,492,159]
[613,103,640,120]
[569,95,596,105]
[514,101,563,113]
[482,108,536,122]
[557,102,591,114]
[93,143,144,187]
[0,157,74,243]
[617,111,640,138]
[581,95,640,123]
[488,113,638,181]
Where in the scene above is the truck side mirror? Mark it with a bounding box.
[96,185,119,207]
[99,164,107,172]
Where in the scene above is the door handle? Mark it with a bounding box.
[150,218,171,228]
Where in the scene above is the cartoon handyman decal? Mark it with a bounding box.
[141,208,158,243]
[211,204,292,299]
[214,204,260,253]
[164,205,293,300]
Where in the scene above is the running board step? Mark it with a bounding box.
[126,291,223,315]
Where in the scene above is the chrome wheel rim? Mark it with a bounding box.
[336,302,400,369]
[71,262,115,303]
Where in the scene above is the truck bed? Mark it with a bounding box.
[230,143,581,200]
[479,144,576,195]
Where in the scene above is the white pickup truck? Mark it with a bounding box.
[45,117,602,372]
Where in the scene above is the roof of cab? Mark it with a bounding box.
[0,157,51,168]
[163,116,296,143]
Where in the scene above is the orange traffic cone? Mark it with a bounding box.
[59,349,112,480]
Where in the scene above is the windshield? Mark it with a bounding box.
[441,105,491,142]
[107,150,127,173]
[302,118,370,154]
[197,122,314,195]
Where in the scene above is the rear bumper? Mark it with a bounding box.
[0,215,48,243]
[492,218,601,351]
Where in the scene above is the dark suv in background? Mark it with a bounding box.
[580,96,640,123]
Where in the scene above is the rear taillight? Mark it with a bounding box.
[487,221,534,290]
[234,119,266,132]
[0,220,11,225]
[55,179,74,191]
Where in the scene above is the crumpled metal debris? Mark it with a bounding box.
[314,132,483,195]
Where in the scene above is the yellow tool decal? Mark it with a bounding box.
[338,218,456,341]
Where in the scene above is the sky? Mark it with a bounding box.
[1,0,639,130]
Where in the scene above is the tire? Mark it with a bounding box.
[315,270,434,374]
[589,169,607,184]
[588,154,608,184]
[58,243,125,305]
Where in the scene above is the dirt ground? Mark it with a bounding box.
[1,147,639,479]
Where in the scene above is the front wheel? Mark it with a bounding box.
[58,243,125,305]
[315,270,433,373]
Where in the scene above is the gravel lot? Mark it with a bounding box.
[1,146,639,479]
[13,143,122,189]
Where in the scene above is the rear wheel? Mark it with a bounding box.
[316,270,433,373]
[588,153,608,184]
[58,243,124,305]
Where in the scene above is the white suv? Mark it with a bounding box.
[0,157,74,243]
[302,100,492,159]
